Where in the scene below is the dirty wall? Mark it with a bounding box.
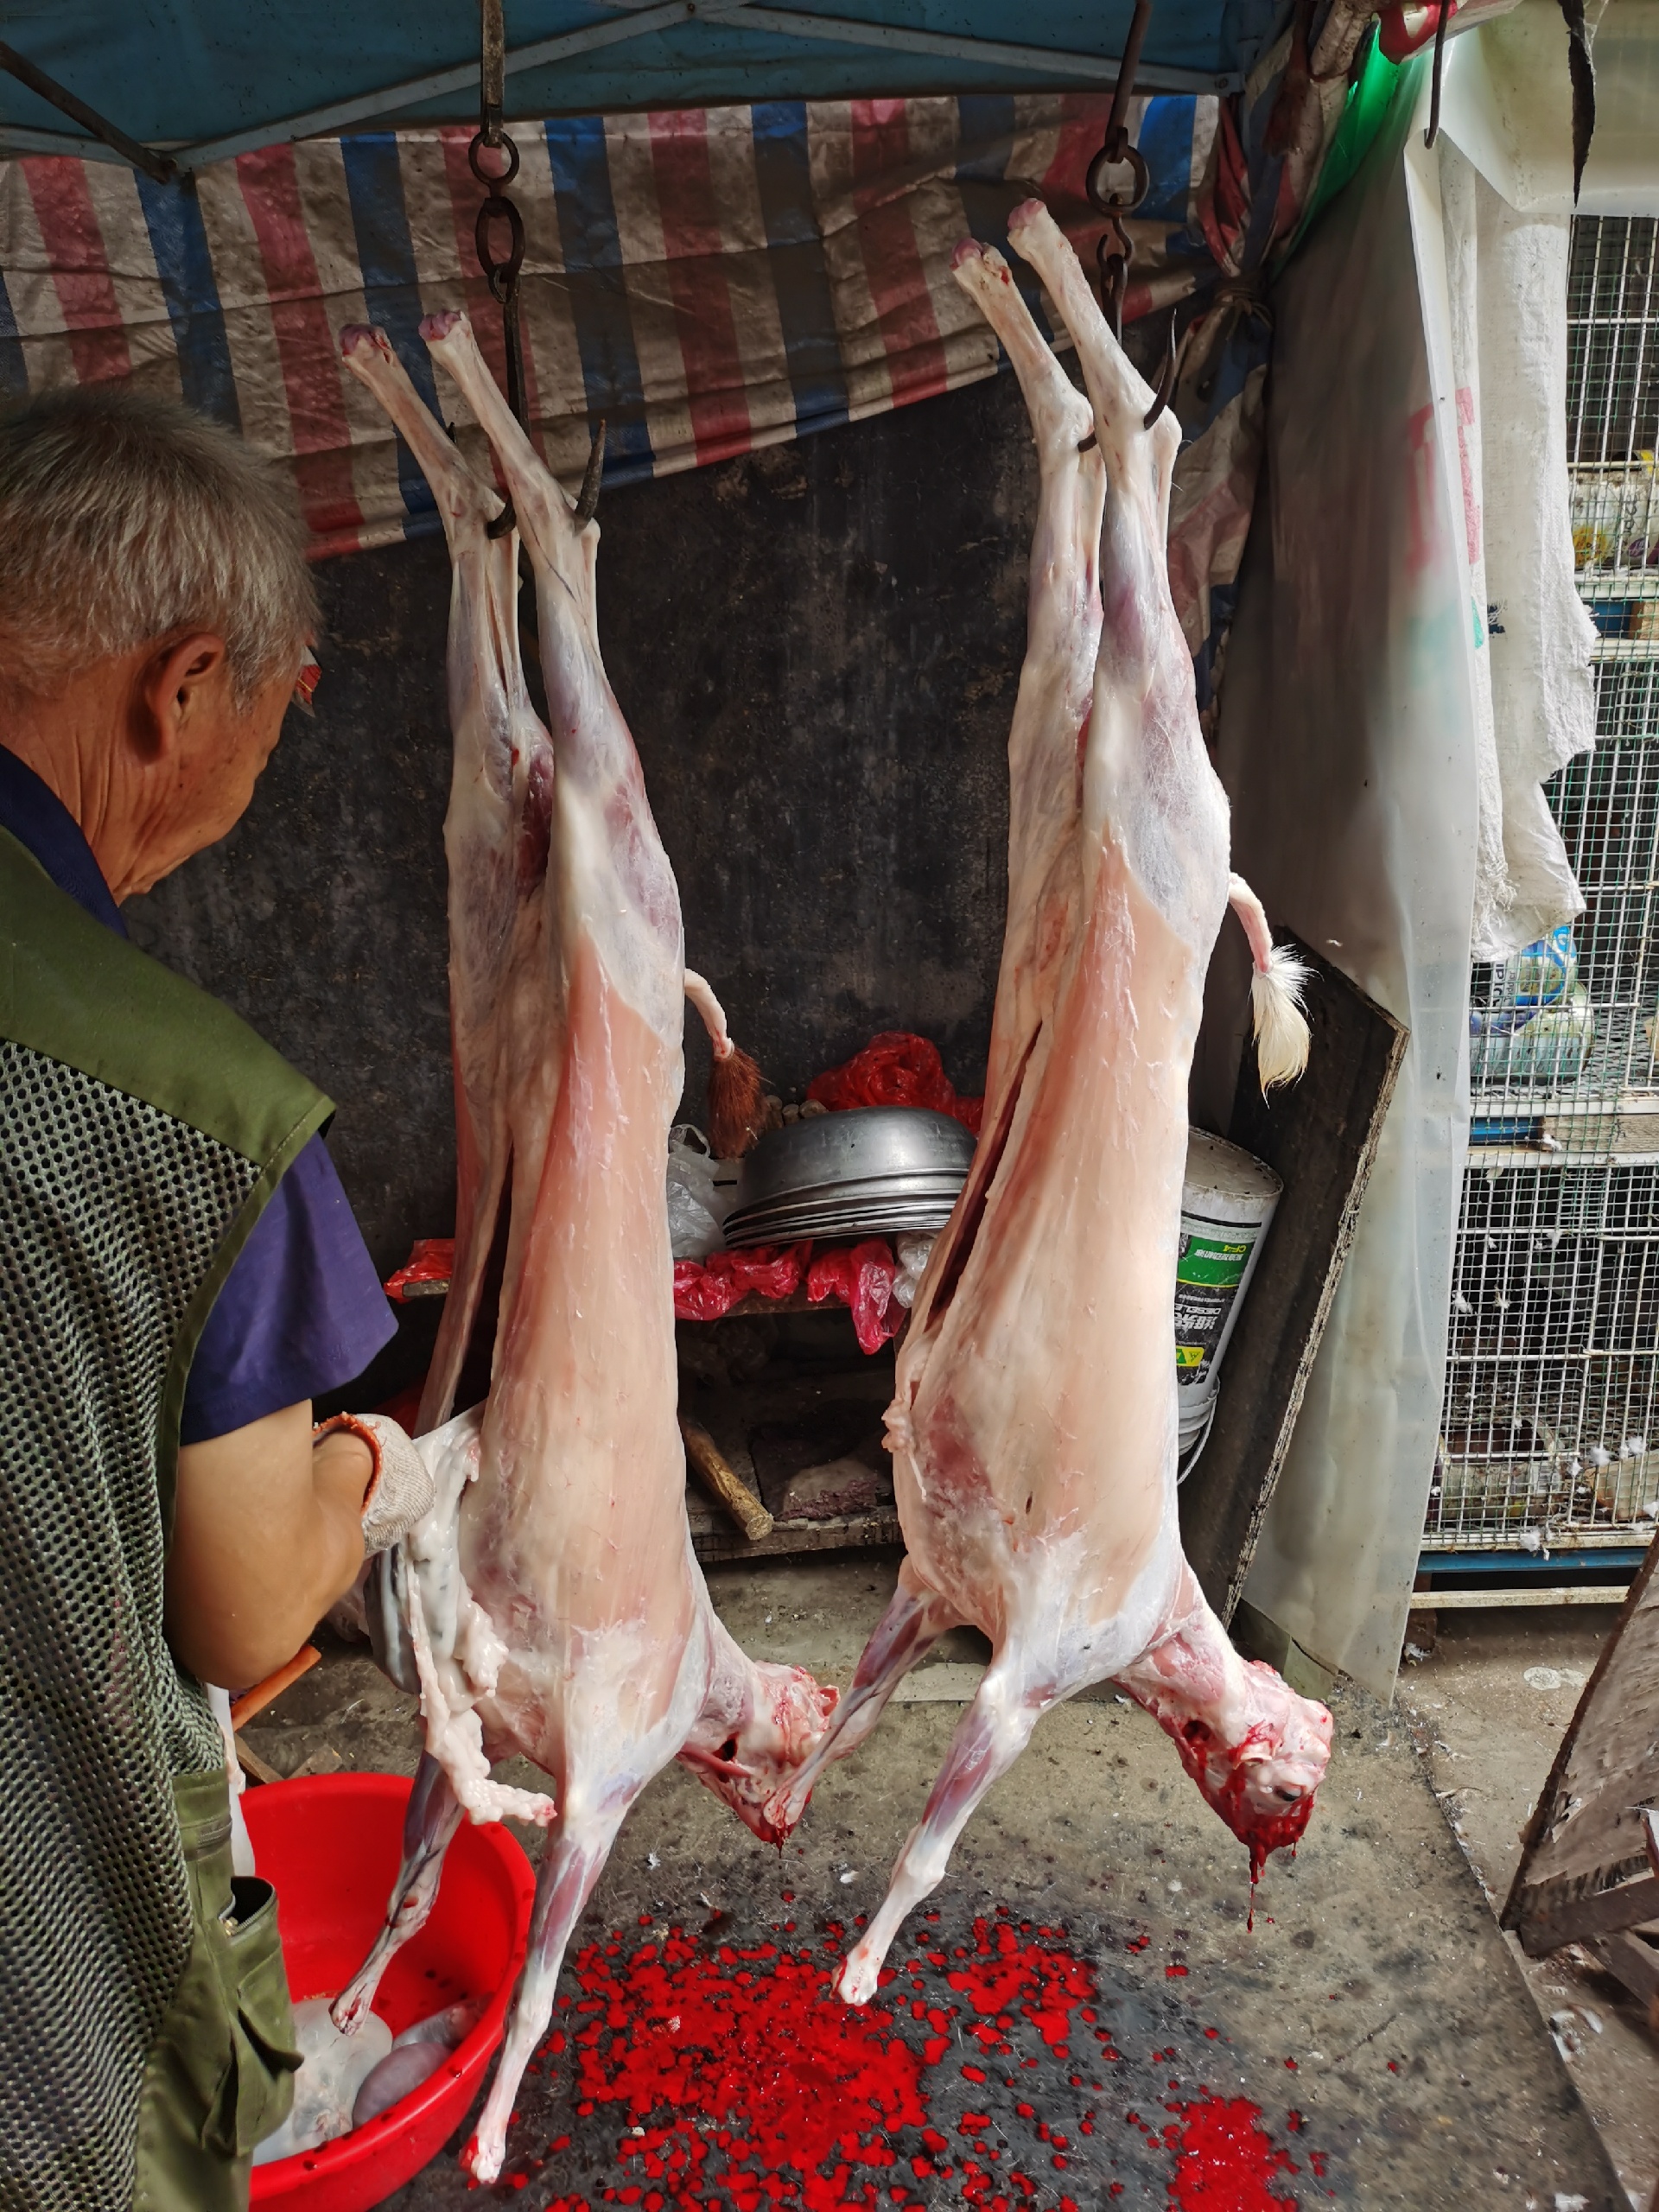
[124,365,1044,1403]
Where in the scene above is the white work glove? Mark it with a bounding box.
[313,1412,435,1554]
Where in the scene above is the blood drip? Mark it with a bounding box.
[1166,2094,1299,2209]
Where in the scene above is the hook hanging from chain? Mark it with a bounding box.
[1087,0,1154,338]
[1096,213,1133,343]
[473,0,527,537]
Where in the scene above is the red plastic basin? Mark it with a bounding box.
[245,1771,534,2212]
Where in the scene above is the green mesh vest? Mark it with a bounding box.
[0,826,332,2212]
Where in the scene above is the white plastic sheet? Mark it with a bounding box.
[1220,13,1657,1693]
[1438,137,1597,959]
[1214,62,1480,1694]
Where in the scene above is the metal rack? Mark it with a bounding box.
[1431,215,1659,1558]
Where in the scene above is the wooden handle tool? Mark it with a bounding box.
[679,1414,773,1541]
[229,1643,321,1730]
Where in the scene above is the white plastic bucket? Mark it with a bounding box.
[1175,1128,1282,1451]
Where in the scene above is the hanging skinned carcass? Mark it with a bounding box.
[334,319,836,2183]
[768,203,1331,2004]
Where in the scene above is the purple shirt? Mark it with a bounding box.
[0,744,397,1442]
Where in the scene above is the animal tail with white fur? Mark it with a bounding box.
[1227,874,1311,1093]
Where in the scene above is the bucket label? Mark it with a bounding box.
[1174,1230,1252,1388]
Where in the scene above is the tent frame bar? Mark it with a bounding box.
[0,1,1237,176]
[0,36,177,181]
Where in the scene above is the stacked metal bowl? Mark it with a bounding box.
[721,1106,975,1247]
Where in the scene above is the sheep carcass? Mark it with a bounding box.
[335,318,836,2181]
[770,204,1331,2004]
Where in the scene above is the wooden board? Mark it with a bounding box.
[1503,1535,1659,1960]
[681,1370,899,1563]
[688,1488,900,1561]
[1178,940,1408,1623]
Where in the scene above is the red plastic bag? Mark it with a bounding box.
[673,1242,811,1323]
[383,1237,456,1303]
[807,1238,899,1355]
[806,1031,982,1135]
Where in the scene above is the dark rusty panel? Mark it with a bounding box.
[1504,1532,1659,1954]
[1179,942,1408,1621]
[1513,1870,1659,1958]
[617,374,1036,1122]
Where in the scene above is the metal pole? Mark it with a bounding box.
[0,40,175,183]
[480,0,505,146]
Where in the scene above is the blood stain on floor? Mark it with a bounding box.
[497,1906,1322,2209]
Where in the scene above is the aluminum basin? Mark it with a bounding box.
[733,1107,975,1212]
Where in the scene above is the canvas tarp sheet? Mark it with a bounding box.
[0,94,1219,560]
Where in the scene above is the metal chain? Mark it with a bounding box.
[1086,0,1154,342]
[472,0,525,536]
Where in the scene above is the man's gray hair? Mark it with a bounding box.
[0,385,317,707]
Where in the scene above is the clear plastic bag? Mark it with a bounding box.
[891,1231,937,1310]
[666,1125,733,1261]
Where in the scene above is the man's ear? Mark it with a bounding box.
[129,632,228,763]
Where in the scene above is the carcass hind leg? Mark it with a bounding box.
[463,1795,635,2183]
[770,1559,959,1831]
[332,1753,462,2032]
[837,1655,1049,2006]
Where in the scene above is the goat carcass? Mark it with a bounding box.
[770,204,1331,2004]
[335,318,836,2181]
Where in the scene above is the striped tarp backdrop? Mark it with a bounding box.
[0,92,1217,560]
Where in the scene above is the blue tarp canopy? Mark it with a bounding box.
[0,3,1272,170]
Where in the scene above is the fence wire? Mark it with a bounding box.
[1437,215,1659,1549]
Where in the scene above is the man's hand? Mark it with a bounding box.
[315,1412,435,1553]
[165,1402,370,1688]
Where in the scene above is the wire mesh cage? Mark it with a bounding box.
[1436,216,1659,1551]
[1568,216,1658,601]
[1432,1164,1659,1544]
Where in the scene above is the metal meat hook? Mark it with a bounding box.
[1096,212,1134,343]
[1142,315,1179,430]
[573,420,607,528]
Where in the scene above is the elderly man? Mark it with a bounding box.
[0,388,433,2211]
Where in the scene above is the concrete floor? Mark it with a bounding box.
[244,1554,1634,2209]
[1402,1605,1659,2211]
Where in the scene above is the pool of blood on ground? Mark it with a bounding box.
[486,1900,1333,2210]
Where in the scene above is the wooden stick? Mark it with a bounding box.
[230,1643,321,1730]
[679,1415,773,1542]
[235,1736,283,1787]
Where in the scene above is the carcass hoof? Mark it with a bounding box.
[328,1983,371,2036]
[836,1946,880,2007]
[461,2129,504,2184]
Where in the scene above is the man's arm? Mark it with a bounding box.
[165,1402,370,1687]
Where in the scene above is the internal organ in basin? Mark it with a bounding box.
[333,315,835,2185]
[766,205,1330,2003]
